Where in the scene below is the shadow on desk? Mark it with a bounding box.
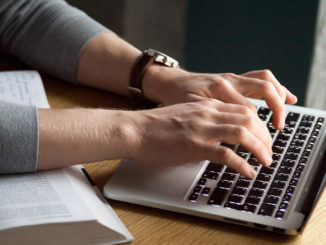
[109,199,297,245]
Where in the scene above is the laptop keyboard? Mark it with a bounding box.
[188,107,325,220]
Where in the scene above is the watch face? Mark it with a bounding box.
[145,49,179,67]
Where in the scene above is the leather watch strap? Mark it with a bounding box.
[128,52,157,108]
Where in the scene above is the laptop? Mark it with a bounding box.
[104,99,326,234]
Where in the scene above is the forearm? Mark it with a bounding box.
[37,108,135,170]
[76,33,141,96]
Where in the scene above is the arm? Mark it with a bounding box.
[38,100,272,178]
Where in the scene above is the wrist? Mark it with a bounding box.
[142,64,187,104]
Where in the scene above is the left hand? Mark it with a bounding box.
[142,65,297,130]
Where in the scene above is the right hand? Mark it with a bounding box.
[125,99,273,178]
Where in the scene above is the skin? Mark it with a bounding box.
[37,33,297,178]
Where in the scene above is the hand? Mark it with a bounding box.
[126,99,273,178]
[142,66,297,130]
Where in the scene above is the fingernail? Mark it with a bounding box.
[249,167,257,178]
[265,155,273,166]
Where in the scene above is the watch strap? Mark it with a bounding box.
[128,52,157,108]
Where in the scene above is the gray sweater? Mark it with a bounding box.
[0,0,110,173]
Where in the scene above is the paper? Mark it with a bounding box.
[0,169,95,230]
[0,70,49,108]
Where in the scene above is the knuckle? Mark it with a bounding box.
[234,125,247,139]
[239,105,252,116]
[262,69,273,78]
[217,147,233,162]
[261,81,273,93]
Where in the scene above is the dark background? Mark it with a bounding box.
[70,0,319,105]
[186,0,319,105]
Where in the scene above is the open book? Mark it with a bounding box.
[0,71,133,245]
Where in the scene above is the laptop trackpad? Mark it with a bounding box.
[104,160,206,202]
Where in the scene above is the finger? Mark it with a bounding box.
[232,77,286,130]
[213,83,257,113]
[202,124,272,166]
[241,69,286,103]
[202,143,256,178]
[213,102,271,145]
[209,112,272,150]
[283,86,298,104]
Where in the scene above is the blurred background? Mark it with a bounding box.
[68,0,320,106]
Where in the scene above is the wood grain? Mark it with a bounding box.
[2,56,326,244]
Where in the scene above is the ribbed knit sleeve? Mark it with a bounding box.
[0,0,112,83]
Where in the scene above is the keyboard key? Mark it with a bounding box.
[197,178,207,186]
[289,178,298,187]
[274,173,289,182]
[277,133,290,141]
[278,166,292,175]
[296,126,309,134]
[302,150,311,158]
[272,154,281,161]
[249,188,264,197]
[292,171,302,179]
[291,139,305,147]
[288,145,302,154]
[224,202,243,210]
[299,121,313,128]
[221,173,237,181]
[201,187,211,196]
[275,210,285,219]
[279,201,288,210]
[258,107,270,115]
[284,152,299,161]
[256,173,271,182]
[232,187,247,196]
[272,146,284,154]
[188,193,199,202]
[224,167,237,174]
[258,203,276,216]
[252,180,268,189]
[296,164,305,172]
[274,139,287,147]
[317,117,324,123]
[206,162,224,173]
[286,112,300,122]
[208,187,229,206]
[202,171,219,180]
[281,159,295,168]
[242,204,257,213]
[282,193,292,202]
[235,179,251,188]
[267,187,282,196]
[248,157,260,166]
[271,180,286,189]
[260,167,274,175]
[264,195,279,205]
[193,185,202,193]
[294,133,307,141]
[228,194,244,204]
[217,179,233,189]
[286,186,295,195]
[302,115,315,121]
[245,195,260,205]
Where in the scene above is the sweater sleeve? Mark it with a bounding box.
[0,0,113,173]
[0,101,38,173]
[0,0,112,83]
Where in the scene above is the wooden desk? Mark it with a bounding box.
[1,57,326,244]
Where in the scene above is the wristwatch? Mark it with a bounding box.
[128,49,179,108]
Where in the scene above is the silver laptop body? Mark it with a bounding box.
[104,99,326,234]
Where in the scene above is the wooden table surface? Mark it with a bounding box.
[1,57,326,244]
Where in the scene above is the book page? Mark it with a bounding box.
[0,70,49,108]
[0,169,95,230]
